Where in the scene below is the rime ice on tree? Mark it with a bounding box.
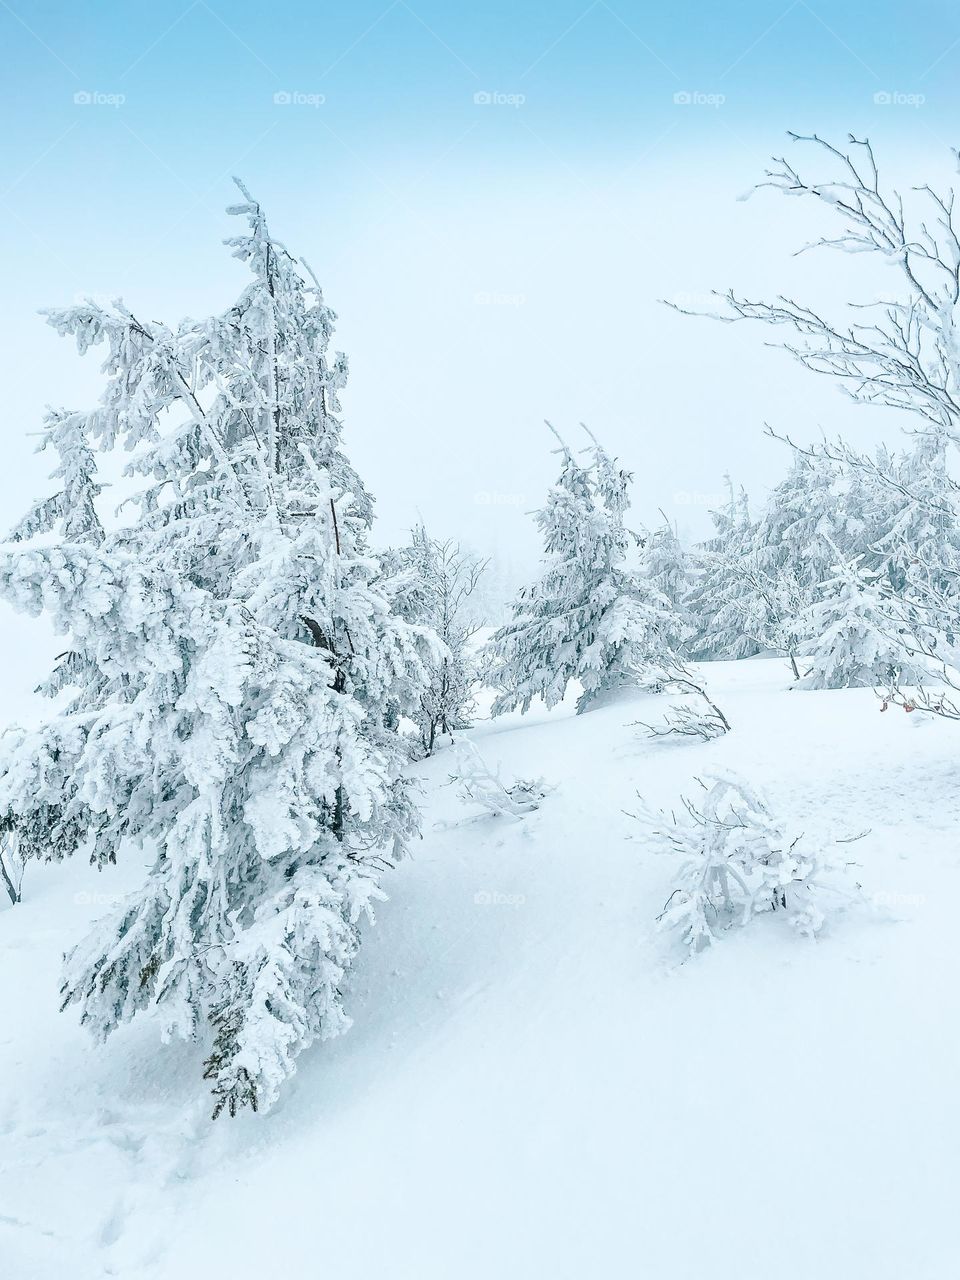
[384,525,485,756]
[487,427,680,715]
[0,182,438,1116]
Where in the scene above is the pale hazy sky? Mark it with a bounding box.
[2,0,959,716]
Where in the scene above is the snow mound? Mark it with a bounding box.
[1,657,957,1279]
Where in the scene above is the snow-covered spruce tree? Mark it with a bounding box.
[749,448,848,674]
[0,181,437,1117]
[868,436,960,605]
[639,518,695,654]
[755,449,843,590]
[384,524,486,755]
[798,556,924,690]
[686,477,762,661]
[689,453,845,676]
[487,427,679,714]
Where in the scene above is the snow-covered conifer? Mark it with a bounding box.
[868,437,960,602]
[11,408,104,545]
[487,428,678,714]
[0,181,436,1116]
[756,451,841,591]
[640,519,694,653]
[799,558,923,690]
[686,478,761,660]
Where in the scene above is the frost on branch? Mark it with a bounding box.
[799,558,925,690]
[9,409,104,546]
[635,775,859,952]
[635,661,731,741]
[449,742,552,819]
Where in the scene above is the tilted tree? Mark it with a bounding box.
[0,181,437,1116]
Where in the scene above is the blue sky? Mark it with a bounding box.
[2,0,960,594]
[6,0,960,236]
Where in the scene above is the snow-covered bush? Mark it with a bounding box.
[638,775,857,952]
[0,182,438,1116]
[449,743,551,819]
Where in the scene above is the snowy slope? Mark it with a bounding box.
[1,658,958,1279]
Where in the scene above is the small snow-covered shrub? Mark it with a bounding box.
[635,662,731,742]
[449,743,551,819]
[637,775,857,952]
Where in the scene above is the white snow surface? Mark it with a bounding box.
[1,657,957,1279]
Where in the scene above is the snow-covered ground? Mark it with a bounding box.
[1,656,958,1279]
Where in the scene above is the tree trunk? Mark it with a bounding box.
[0,848,20,906]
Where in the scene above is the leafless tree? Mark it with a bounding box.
[673,132,960,441]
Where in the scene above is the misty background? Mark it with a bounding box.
[2,0,959,718]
